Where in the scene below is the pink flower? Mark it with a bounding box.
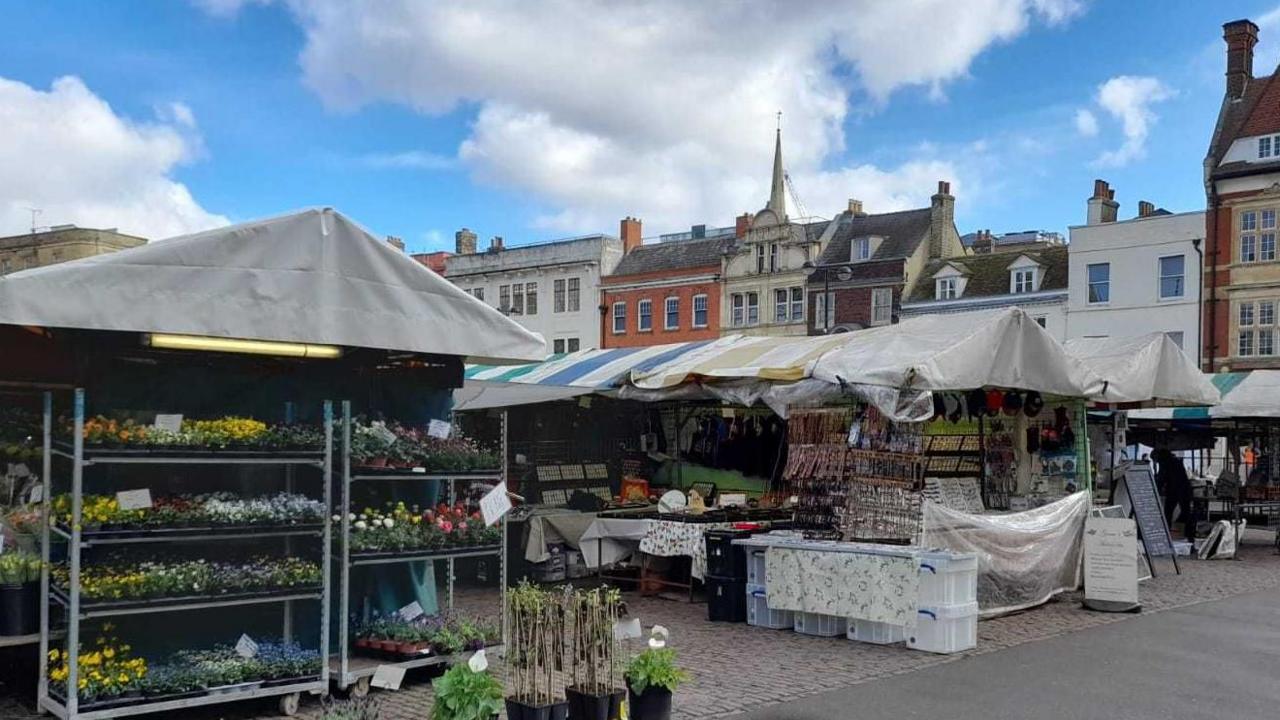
[458,522,468,532]
[439,520,453,533]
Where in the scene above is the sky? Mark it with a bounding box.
[2,1,1279,253]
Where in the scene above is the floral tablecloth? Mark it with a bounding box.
[639,520,734,580]
[765,547,920,625]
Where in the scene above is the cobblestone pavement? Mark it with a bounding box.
[4,540,1278,720]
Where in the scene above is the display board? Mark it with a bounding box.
[1083,516,1140,612]
[1120,467,1180,575]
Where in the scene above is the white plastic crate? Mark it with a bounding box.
[907,602,978,654]
[745,585,793,630]
[847,618,905,645]
[917,552,978,606]
[793,612,846,637]
[746,549,768,587]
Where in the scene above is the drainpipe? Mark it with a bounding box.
[1193,236,1204,367]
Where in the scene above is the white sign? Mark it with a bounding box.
[153,414,184,433]
[719,493,747,508]
[578,395,593,409]
[613,617,642,640]
[0,533,6,555]
[480,482,513,527]
[467,649,489,673]
[28,484,43,504]
[1084,517,1139,605]
[427,419,452,440]
[116,489,153,511]
[397,601,425,621]
[370,422,397,445]
[235,634,259,659]
[371,664,406,690]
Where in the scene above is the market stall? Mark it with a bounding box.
[0,208,543,715]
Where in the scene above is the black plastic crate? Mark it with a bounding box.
[704,528,755,581]
[705,577,746,622]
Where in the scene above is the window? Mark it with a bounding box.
[567,338,580,352]
[1243,211,1258,231]
[852,237,870,261]
[511,283,524,315]
[755,245,765,274]
[471,288,485,302]
[1158,256,1185,299]
[1240,330,1255,356]
[525,282,538,315]
[1262,136,1273,159]
[769,243,779,272]
[774,289,788,322]
[1012,268,1036,294]
[665,297,679,329]
[936,277,957,300]
[871,288,892,326]
[1262,301,1275,326]
[554,279,566,313]
[747,292,759,325]
[1035,317,1047,328]
[1165,331,1184,349]
[0,259,9,275]
[814,291,835,329]
[612,301,626,334]
[1262,329,1275,356]
[1242,234,1258,263]
[1260,302,1277,357]
[790,287,804,321]
[553,339,565,354]
[637,299,652,331]
[567,278,580,311]
[1241,302,1255,327]
[499,284,511,312]
[731,293,745,327]
[1087,263,1110,304]
[692,294,708,328]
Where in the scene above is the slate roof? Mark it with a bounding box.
[906,244,1069,303]
[806,208,932,283]
[1208,68,1280,177]
[608,235,730,277]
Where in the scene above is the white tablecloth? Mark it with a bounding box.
[580,518,651,569]
[524,510,599,563]
[579,518,732,579]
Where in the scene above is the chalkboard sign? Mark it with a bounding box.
[1121,467,1179,574]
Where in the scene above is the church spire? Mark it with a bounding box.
[766,118,787,221]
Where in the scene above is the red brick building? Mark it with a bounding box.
[411,250,451,274]
[600,217,728,347]
[1203,19,1280,371]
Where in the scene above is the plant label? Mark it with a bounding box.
[0,533,6,555]
[411,467,426,474]
[153,414,184,433]
[467,649,488,673]
[480,482,512,527]
[370,423,397,445]
[397,600,424,621]
[115,489,153,511]
[235,634,259,659]
[28,483,43,504]
[613,617,642,640]
[371,664,406,691]
[578,395,592,408]
[427,419,451,439]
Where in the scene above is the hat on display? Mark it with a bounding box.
[985,389,1005,415]
[1002,391,1024,416]
[967,389,988,420]
[1023,391,1045,417]
[945,393,963,423]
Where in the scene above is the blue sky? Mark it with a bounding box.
[2,1,1278,251]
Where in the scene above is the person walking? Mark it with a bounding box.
[1155,448,1193,539]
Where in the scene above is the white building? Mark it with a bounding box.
[444,229,626,355]
[1066,180,1203,356]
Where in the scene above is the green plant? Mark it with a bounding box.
[430,664,503,720]
[320,696,383,720]
[0,550,41,584]
[625,648,688,695]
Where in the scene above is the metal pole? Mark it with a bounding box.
[67,388,85,718]
[339,401,351,688]
[321,400,333,690]
[448,476,456,611]
[500,409,509,651]
[38,391,52,707]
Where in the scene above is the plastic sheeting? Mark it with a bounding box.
[615,377,935,422]
[921,491,1090,617]
[1064,334,1219,406]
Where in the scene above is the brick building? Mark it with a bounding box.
[0,225,146,275]
[411,250,451,274]
[600,218,729,348]
[805,183,963,334]
[1203,19,1280,371]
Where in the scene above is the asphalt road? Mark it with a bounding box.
[728,587,1280,720]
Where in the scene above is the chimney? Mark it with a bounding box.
[973,229,993,254]
[489,235,504,252]
[735,212,754,238]
[620,216,642,254]
[1138,201,1156,218]
[455,227,477,255]
[385,235,405,252]
[848,199,866,217]
[929,180,954,259]
[1087,179,1120,225]
[1224,20,1259,100]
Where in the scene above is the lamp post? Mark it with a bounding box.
[802,260,853,334]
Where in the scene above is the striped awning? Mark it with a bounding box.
[1127,372,1249,421]
[464,340,714,389]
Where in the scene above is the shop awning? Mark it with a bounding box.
[1064,333,1220,406]
[1128,372,1263,421]
[452,379,594,411]
[0,208,546,364]
[625,333,856,389]
[465,340,713,389]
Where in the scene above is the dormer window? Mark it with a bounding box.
[852,237,871,261]
[1012,268,1036,294]
[936,277,957,300]
[1260,135,1280,159]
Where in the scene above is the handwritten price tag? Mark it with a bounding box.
[480,482,512,527]
[397,601,424,621]
[235,634,259,659]
[116,489,153,511]
[153,414,184,433]
[427,419,452,440]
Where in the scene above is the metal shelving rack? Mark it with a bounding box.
[331,401,507,696]
[37,390,333,719]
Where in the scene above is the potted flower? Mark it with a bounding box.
[624,629,688,720]
[430,660,504,720]
[0,549,41,636]
[351,422,394,468]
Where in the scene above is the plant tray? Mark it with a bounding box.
[50,676,320,709]
[352,466,502,477]
[60,522,326,540]
[64,441,324,458]
[50,585,324,611]
[349,544,502,560]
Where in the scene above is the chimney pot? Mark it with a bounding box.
[620,216,643,254]
[1092,179,1109,199]
[848,199,866,216]
[1086,179,1120,225]
[936,180,951,196]
[489,235,504,252]
[1224,19,1260,99]
[1138,200,1156,218]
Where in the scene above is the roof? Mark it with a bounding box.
[808,208,932,282]
[465,340,714,389]
[1208,68,1280,176]
[444,233,618,277]
[1064,334,1220,406]
[0,208,547,363]
[607,235,730,277]
[906,245,1069,303]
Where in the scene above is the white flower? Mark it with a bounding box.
[383,518,394,529]
[348,513,357,522]
[354,520,368,531]
[331,514,341,522]
[648,625,670,649]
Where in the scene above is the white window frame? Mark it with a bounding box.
[499,284,511,312]
[1087,263,1110,304]
[870,287,892,326]
[1262,136,1273,159]
[1012,268,1036,294]
[1240,329,1255,357]
[1260,301,1276,357]
[1158,255,1185,300]
[692,294,709,328]
[747,292,760,325]
[553,279,566,313]
[1241,301,1255,328]
[774,289,788,323]
[664,296,679,330]
[1242,233,1258,263]
[567,277,580,312]
[852,237,870,261]
[731,293,745,327]
[936,277,957,300]
[637,298,652,332]
[790,287,804,321]
[471,287,485,302]
[612,301,627,334]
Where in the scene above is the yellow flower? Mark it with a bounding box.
[78,678,87,690]
[117,673,129,684]
[102,647,115,659]
[48,649,60,662]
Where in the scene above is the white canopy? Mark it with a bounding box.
[1063,333,1219,406]
[1212,370,1280,418]
[0,208,546,363]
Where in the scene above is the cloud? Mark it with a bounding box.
[1091,75,1174,168]
[1074,108,1098,137]
[208,0,1082,233]
[359,150,455,171]
[0,75,227,239]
